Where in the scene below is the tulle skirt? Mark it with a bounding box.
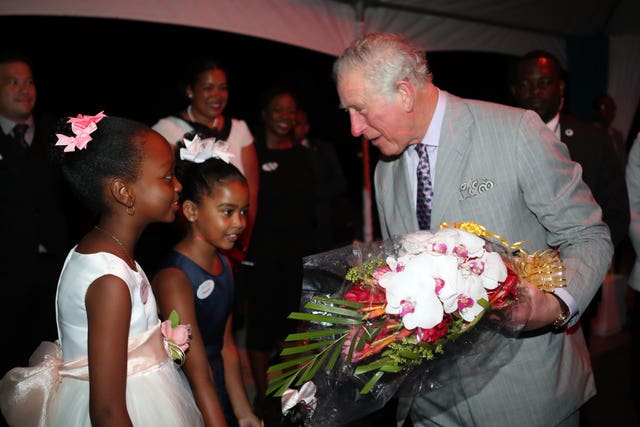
[0,323,203,427]
[48,358,202,427]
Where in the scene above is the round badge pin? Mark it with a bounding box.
[197,279,215,299]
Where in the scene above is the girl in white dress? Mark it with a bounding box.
[0,112,204,426]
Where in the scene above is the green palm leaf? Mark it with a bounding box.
[287,312,362,325]
[285,328,350,341]
[268,296,365,397]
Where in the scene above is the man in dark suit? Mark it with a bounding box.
[511,50,630,346]
[334,32,611,427]
[0,52,71,378]
[593,94,627,166]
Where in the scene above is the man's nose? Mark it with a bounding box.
[349,110,366,137]
[530,83,544,96]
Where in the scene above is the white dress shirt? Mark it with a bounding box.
[405,88,447,207]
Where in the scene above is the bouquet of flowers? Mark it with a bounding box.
[266,222,565,426]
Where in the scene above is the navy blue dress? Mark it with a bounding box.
[158,250,237,426]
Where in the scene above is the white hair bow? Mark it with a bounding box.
[179,135,234,164]
[281,381,317,415]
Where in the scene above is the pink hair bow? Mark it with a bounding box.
[55,111,107,152]
[281,381,317,415]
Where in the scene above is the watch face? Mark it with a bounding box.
[550,291,570,329]
[555,311,567,322]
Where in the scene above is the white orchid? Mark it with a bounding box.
[380,228,509,328]
[399,230,436,255]
[477,251,507,289]
[380,252,452,329]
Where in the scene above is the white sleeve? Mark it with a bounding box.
[152,117,193,147]
[230,119,254,148]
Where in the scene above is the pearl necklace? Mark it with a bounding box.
[94,226,134,266]
[187,104,218,129]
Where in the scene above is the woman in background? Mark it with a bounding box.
[147,58,259,273]
[242,88,315,421]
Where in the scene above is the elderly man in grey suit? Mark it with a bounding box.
[511,51,629,347]
[334,33,612,427]
[626,133,640,413]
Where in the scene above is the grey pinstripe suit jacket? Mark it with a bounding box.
[374,91,613,427]
[627,135,640,292]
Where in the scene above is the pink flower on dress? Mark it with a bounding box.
[161,320,191,352]
[161,310,192,365]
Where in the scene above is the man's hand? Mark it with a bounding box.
[518,281,566,331]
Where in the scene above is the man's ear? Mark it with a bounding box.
[559,80,565,97]
[397,80,415,112]
[110,178,135,211]
[182,200,198,223]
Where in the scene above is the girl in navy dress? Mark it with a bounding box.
[152,136,261,427]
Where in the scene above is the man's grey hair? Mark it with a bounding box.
[333,32,432,99]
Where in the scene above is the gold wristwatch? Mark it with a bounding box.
[550,291,570,330]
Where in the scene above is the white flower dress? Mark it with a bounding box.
[0,249,203,427]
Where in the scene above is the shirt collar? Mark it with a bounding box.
[546,112,560,136]
[420,88,446,147]
[0,115,35,136]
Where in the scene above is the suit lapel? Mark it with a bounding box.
[431,93,473,227]
[389,153,418,233]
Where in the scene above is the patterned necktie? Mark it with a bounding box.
[415,143,433,230]
[12,123,29,150]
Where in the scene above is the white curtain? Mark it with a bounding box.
[609,34,640,141]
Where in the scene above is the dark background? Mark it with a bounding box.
[6,15,633,241]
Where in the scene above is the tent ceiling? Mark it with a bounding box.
[2,0,638,57]
[333,0,640,37]
[1,0,638,136]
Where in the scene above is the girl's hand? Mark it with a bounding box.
[237,413,263,427]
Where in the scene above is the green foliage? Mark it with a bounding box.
[267,295,363,397]
[344,258,386,286]
[266,292,464,396]
[169,309,180,328]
